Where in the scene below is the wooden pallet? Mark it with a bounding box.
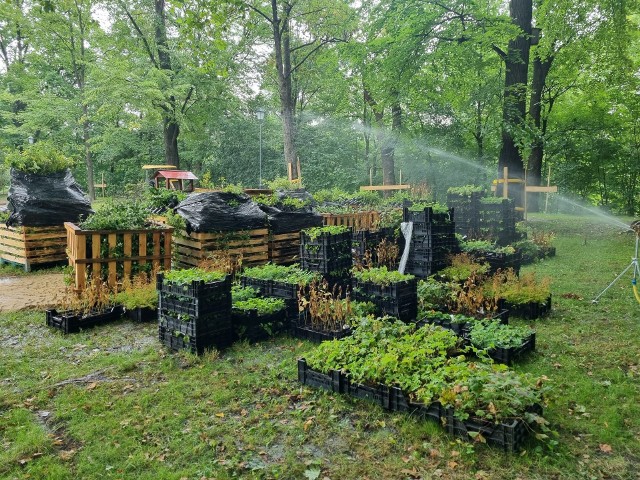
[0,225,68,272]
[321,211,381,231]
[268,231,300,265]
[65,222,173,291]
[174,228,269,269]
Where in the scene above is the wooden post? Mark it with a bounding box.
[545,165,551,214]
[369,168,373,186]
[399,169,402,185]
[503,166,509,199]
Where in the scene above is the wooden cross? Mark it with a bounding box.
[94,173,107,197]
[491,166,558,218]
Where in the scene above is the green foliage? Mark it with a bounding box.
[447,185,486,196]
[114,283,158,310]
[79,200,151,230]
[4,142,75,174]
[480,197,506,205]
[306,317,549,422]
[143,188,186,210]
[438,254,490,282]
[458,239,515,255]
[233,296,286,315]
[468,320,535,350]
[242,264,319,285]
[485,270,551,305]
[302,225,349,240]
[417,278,458,314]
[352,266,414,286]
[231,284,259,302]
[163,268,226,285]
[265,176,302,191]
[406,201,449,213]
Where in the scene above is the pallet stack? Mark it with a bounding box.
[0,225,67,272]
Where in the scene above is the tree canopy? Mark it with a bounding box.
[0,0,638,213]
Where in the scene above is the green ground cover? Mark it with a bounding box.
[1,213,639,479]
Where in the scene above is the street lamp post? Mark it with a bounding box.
[256,108,265,188]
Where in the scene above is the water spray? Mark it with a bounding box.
[592,220,640,304]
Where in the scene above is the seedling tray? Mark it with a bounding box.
[290,324,352,343]
[506,296,552,320]
[46,306,124,334]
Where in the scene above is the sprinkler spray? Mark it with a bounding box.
[592,220,640,304]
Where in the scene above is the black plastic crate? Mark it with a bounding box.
[506,296,552,320]
[159,325,236,354]
[46,306,124,334]
[483,332,536,365]
[416,315,467,336]
[404,259,447,278]
[156,272,232,299]
[300,256,352,276]
[231,308,288,342]
[297,359,348,393]
[442,405,541,453]
[270,280,300,299]
[240,276,273,296]
[402,205,454,225]
[126,306,157,323]
[159,310,232,338]
[352,278,417,322]
[290,323,353,343]
[158,291,231,318]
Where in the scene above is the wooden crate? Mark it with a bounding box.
[268,231,300,265]
[0,225,68,272]
[174,228,269,269]
[65,222,173,291]
[321,211,381,231]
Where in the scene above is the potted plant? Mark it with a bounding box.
[484,270,551,319]
[295,280,375,342]
[352,266,417,322]
[46,276,123,334]
[114,274,159,322]
[466,319,536,365]
[231,285,287,342]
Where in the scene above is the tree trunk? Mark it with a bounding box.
[271,0,298,179]
[526,52,553,212]
[155,0,180,168]
[497,0,532,208]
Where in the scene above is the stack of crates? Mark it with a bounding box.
[446,191,484,238]
[478,198,517,245]
[402,204,457,278]
[157,273,233,354]
[300,230,352,288]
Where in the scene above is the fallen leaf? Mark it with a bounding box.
[215,413,225,418]
[599,444,613,454]
[86,382,98,391]
[400,468,420,478]
[448,461,458,469]
[303,468,321,480]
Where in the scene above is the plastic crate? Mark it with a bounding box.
[156,273,231,299]
[442,405,542,453]
[239,276,273,296]
[483,332,536,365]
[352,278,417,322]
[297,359,348,393]
[231,308,288,342]
[402,205,454,225]
[45,306,124,334]
[159,310,232,338]
[290,322,352,343]
[506,296,552,319]
[158,325,236,354]
[126,306,157,323]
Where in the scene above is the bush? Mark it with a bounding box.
[79,200,151,230]
[4,142,76,174]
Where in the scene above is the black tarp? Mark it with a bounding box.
[175,191,267,233]
[6,168,93,227]
[259,190,323,234]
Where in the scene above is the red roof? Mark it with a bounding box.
[154,170,198,180]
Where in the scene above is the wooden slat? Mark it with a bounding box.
[123,234,132,280]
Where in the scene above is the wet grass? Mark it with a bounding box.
[0,213,639,479]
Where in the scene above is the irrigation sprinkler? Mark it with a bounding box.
[592,220,640,304]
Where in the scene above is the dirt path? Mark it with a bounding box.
[0,273,67,312]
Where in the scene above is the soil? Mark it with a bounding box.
[0,273,67,312]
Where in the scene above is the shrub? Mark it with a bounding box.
[79,200,151,230]
[4,142,76,174]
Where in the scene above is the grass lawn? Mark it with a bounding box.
[1,213,639,480]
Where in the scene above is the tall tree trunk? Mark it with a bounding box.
[526,52,553,212]
[155,0,179,167]
[497,0,532,208]
[271,0,298,179]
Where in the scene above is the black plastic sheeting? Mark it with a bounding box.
[259,190,323,234]
[175,191,267,234]
[6,169,93,227]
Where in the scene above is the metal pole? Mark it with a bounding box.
[259,120,263,188]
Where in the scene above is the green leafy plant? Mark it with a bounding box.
[438,254,490,282]
[233,296,286,316]
[163,268,226,286]
[231,284,259,302]
[484,270,551,305]
[242,263,319,285]
[447,185,486,196]
[4,141,76,174]
[407,201,449,214]
[114,279,158,310]
[352,266,414,286]
[265,176,302,191]
[143,188,186,211]
[417,278,459,315]
[302,225,349,241]
[79,200,151,230]
[467,320,535,350]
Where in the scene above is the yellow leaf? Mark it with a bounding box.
[215,413,225,418]
[599,444,613,453]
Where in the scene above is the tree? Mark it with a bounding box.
[244,0,353,180]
